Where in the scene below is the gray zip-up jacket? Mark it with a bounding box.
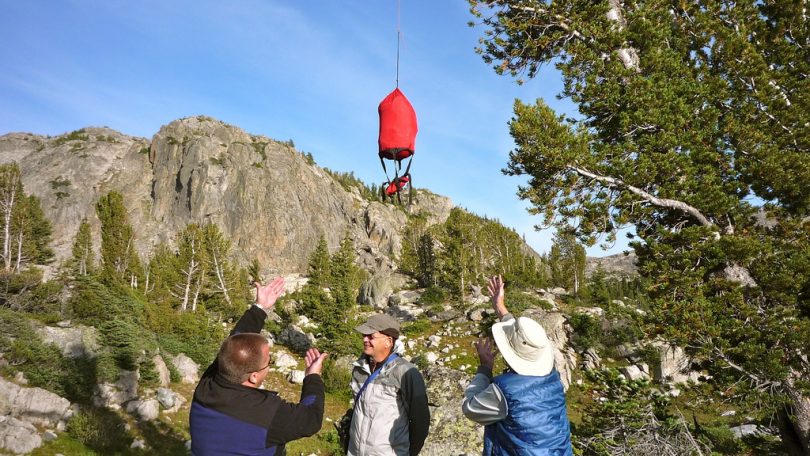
[348,353,430,456]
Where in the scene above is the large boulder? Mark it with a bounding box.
[277,325,315,353]
[36,324,100,358]
[388,290,422,307]
[0,377,72,426]
[421,366,483,455]
[273,353,299,372]
[651,341,691,384]
[170,354,200,384]
[126,398,160,421]
[359,274,391,309]
[0,415,42,455]
[152,354,171,387]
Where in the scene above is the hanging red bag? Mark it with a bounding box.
[378,88,417,162]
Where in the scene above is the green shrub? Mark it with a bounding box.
[157,311,226,366]
[321,358,352,401]
[67,407,130,453]
[3,318,96,401]
[701,424,744,454]
[569,313,602,350]
[403,318,432,337]
[419,287,445,306]
[139,357,160,388]
[94,351,120,384]
[168,360,181,383]
[508,290,552,314]
[100,317,157,370]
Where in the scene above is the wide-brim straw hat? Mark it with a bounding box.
[492,316,555,376]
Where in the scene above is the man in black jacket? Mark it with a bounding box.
[190,277,328,455]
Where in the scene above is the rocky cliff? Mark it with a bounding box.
[0,116,455,274]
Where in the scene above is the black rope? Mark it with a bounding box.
[396,0,401,88]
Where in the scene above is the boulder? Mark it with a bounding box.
[651,342,691,384]
[152,354,171,387]
[157,388,185,414]
[388,290,421,307]
[274,353,298,372]
[358,273,407,309]
[387,303,424,322]
[467,308,487,322]
[620,365,649,381]
[136,399,160,421]
[126,398,160,421]
[170,354,200,384]
[278,325,315,353]
[582,348,601,371]
[36,324,99,358]
[730,424,767,439]
[287,370,306,384]
[0,415,42,454]
[0,377,72,426]
[420,366,483,455]
[93,370,139,409]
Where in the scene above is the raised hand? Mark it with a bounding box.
[304,348,329,376]
[487,275,508,318]
[475,338,496,370]
[254,277,285,310]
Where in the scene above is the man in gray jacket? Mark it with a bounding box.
[349,314,430,456]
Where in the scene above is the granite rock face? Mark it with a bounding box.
[0,118,456,276]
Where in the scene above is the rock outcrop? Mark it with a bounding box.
[421,366,482,455]
[0,118,457,276]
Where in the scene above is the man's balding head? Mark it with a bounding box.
[218,333,270,385]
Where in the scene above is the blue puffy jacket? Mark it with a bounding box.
[483,370,572,455]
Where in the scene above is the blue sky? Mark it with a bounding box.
[0,0,630,257]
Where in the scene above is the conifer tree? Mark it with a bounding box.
[329,234,362,308]
[96,191,141,286]
[416,233,436,287]
[471,0,810,449]
[307,236,331,289]
[71,219,93,276]
[548,229,586,293]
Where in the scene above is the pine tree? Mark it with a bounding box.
[329,234,362,309]
[307,236,331,289]
[416,233,436,287]
[548,229,586,294]
[471,0,810,449]
[96,192,141,286]
[71,219,93,276]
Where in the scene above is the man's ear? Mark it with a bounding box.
[248,371,259,385]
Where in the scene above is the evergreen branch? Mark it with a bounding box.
[568,165,716,230]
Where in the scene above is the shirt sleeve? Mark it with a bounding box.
[266,374,326,444]
[400,367,430,456]
[461,366,508,425]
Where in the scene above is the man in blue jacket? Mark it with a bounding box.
[190,277,328,455]
[462,275,573,455]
